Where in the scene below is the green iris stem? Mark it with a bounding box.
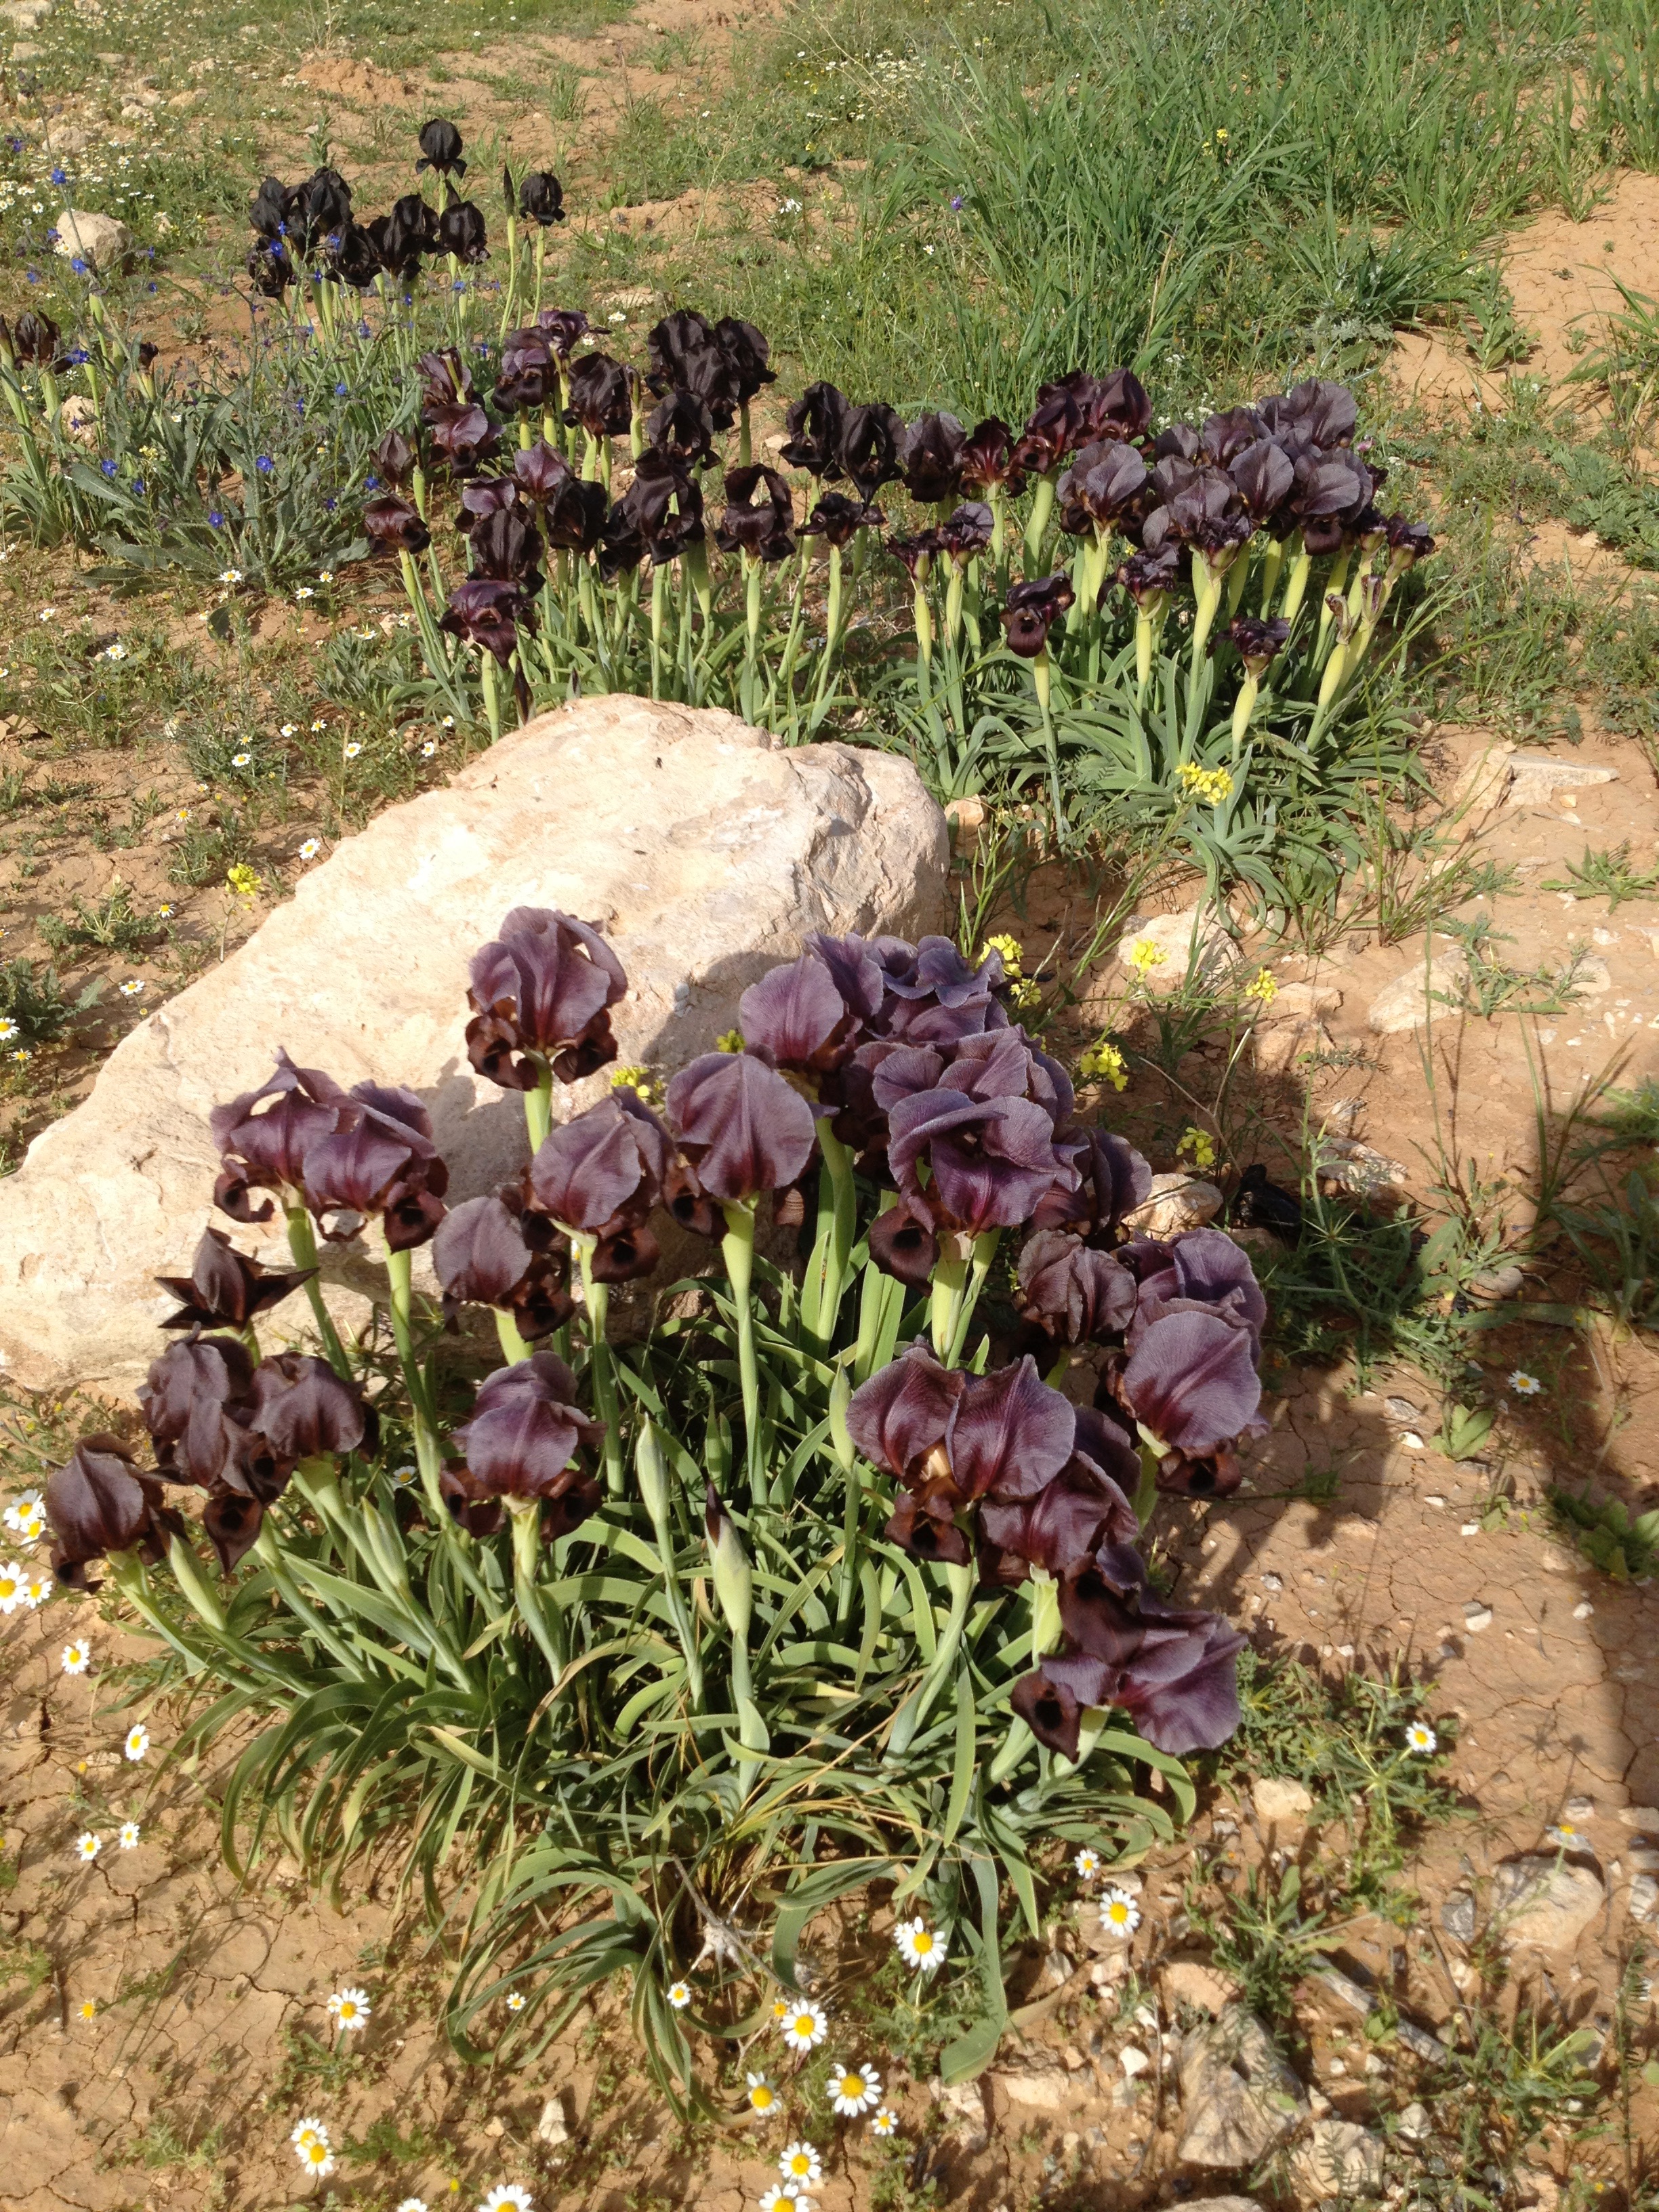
[524,1065,554,1151]
[285,1205,349,1377]
[1258,535,1286,612]
[573,1234,624,1497]
[495,1308,534,1364]
[928,1238,969,1360]
[1315,546,1352,661]
[739,398,753,468]
[637,1423,704,1705]
[165,1532,227,1634]
[508,1496,566,1677]
[1279,533,1313,623]
[730,1626,765,1797]
[888,1560,974,1761]
[817,541,845,703]
[943,560,966,651]
[533,229,546,319]
[1033,646,1063,846]
[252,1519,365,1679]
[720,1200,764,1504]
[912,581,934,680]
[649,562,668,699]
[1188,552,1225,668]
[385,1245,436,1433]
[947,1227,1002,1366]
[853,1192,902,1383]
[988,1717,1036,1784]
[1225,548,1252,617]
[1231,670,1261,753]
[1024,470,1057,567]
[801,1124,857,1346]
[479,650,503,742]
[106,1549,213,1678]
[1132,1439,1161,1530]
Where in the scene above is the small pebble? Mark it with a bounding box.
[1573,1600,1594,1620]
[1461,1521,1481,1536]
[1465,1603,1494,1632]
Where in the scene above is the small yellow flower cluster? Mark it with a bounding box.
[1177,762,1234,806]
[1176,1126,1220,1172]
[1079,1038,1129,1091]
[225,863,262,901]
[981,935,1040,1010]
[715,1028,745,1054]
[609,1064,664,1107]
[1242,966,1277,1004]
[1126,938,1166,977]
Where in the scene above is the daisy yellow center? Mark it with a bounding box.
[751,2087,773,2109]
[840,2075,863,2097]
[912,1930,933,1954]
[340,2001,359,2020]
[793,2013,815,2036]
[80,2002,96,2019]
[0,1577,16,1600]
[773,2000,790,2020]
[1107,1902,1129,1923]
[789,2154,812,2175]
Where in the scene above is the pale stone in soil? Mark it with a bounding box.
[1122,1170,1223,1237]
[1252,1775,1315,1824]
[1368,949,1468,1034]
[1504,753,1618,808]
[1292,2117,1387,2196]
[0,700,947,1391]
[1113,906,1237,991]
[995,2065,1082,2112]
[1176,2007,1309,2167]
[52,208,132,269]
[1162,1959,1242,2014]
[1491,1854,1605,1950]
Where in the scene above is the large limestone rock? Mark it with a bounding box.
[1176,2007,1309,2168]
[0,699,947,1392]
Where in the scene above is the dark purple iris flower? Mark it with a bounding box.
[432,1191,575,1336]
[1030,1126,1153,1242]
[1142,457,1250,559]
[415,346,472,417]
[897,411,966,505]
[1229,615,1291,674]
[428,401,500,475]
[645,307,716,394]
[536,306,590,358]
[1200,405,1265,464]
[539,472,608,553]
[1016,1229,1137,1344]
[802,492,883,549]
[438,575,533,664]
[468,505,544,587]
[647,385,716,468]
[840,402,903,501]
[1120,1307,1263,1464]
[714,315,775,403]
[958,415,1025,497]
[1001,573,1075,657]
[46,1435,182,1589]
[937,500,994,563]
[450,1353,605,1534]
[779,381,848,478]
[1117,542,1183,609]
[1227,438,1296,528]
[528,1090,675,1280]
[245,1351,377,1463]
[563,352,633,439]
[665,1051,817,1206]
[737,951,866,1078]
[495,325,556,413]
[620,449,704,563]
[716,464,796,562]
[512,439,572,506]
[1057,441,1148,535]
[139,1333,260,1492]
[466,907,628,1092]
[417,117,466,180]
[373,428,418,487]
[1260,376,1357,451]
[210,1048,351,1225]
[518,170,565,226]
[300,1081,449,1251]
[1289,447,1375,554]
[155,1226,314,1330]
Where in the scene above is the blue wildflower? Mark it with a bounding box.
[70,256,87,274]
[131,478,145,495]
[49,165,66,185]
[100,458,117,478]
[208,510,224,526]
[255,456,273,474]
[68,346,88,365]
[334,381,348,396]
[364,474,380,491]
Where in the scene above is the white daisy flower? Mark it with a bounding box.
[158,903,174,918]
[342,741,362,759]
[391,1464,417,1488]
[104,640,127,660]
[290,2118,329,2149]
[118,1820,141,1849]
[746,2070,777,2114]
[478,2188,534,2212]
[76,1831,102,1862]
[780,2001,828,2052]
[1509,1370,1542,1395]
[1099,1887,1141,1938]
[665,1980,692,2009]
[124,1723,150,1762]
[397,2201,430,2212]
[24,1566,51,1607]
[758,2191,802,2212]
[310,718,328,733]
[5,1490,45,1540]
[78,1997,98,2021]
[1074,1847,1101,1880]
[1404,1721,1437,1755]
[119,979,146,997]
[504,1990,526,2011]
[231,752,251,766]
[280,722,298,737]
[318,571,335,584]
[298,838,322,860]
[295,2136,335,2177]
[62,1640,91,1675]
[327,1986,371,2029]
[893,1918,945,1973]
[0,1019,17,1043]
[295,586,314,600]
[870,2108,898,2137]
[442,715,455,728]
[779,2142,823,2186]
[422,739,438,757]
[219,568,243,584]
[827,2062,880,2116]
[0,1559,25,1613]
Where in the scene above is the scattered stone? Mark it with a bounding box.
[1122,1170,1223,1237]
[1293,2118,1387,2197]
[1162,1959,1244,2015]
[1368,950,1468,1035]
[7,33,39,49]
[1464,1603,1494,1633]
[1382,1395,1425,1424]
[1618,1807,1659,1828]
[1572,1599,1595,1620]
[1114,906,1237,991]
[481,2116,505,2139]
[943,794,985,840]
[1491,1855,1605,1950]
[52,208,131,270]
[1469,1263,1525,1303]
[1504,754,1618,809]
[1043,1948,1076,1989]
[1252,1776,1315,1825]
[1570,954,1614,1000]
[1629,1875,1659,1925]
[929,2076,989,2151]
[1176,2007,1310,2168]
[1396,2102,1432,2144]
[1315,1134,1410,1193]
[1263,980,1342,1021]
[995,2066,1078,2112]
[1563,1795,1595,1823]
[1626,1841,1659,1874]
[43,121,91,152]
[0,700,948,1391]
[58,393,98,447]
[1441,1891,1477,1944]
[0,0,54,25]
[1119,2047,1151,2078]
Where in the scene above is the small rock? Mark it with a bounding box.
[1316,1134,1410,1193]
[1629,1874,1658,1924]
[1115,906,1237,992]
[1441,1891,1477,1944]
[1293,2118,1387,2197]
[1402,1433,1426,1451]
[0,0,54,26]
[1120,2047,1151,2078]
[1382,1395,1423,1424]
[1626,1841,1659,1874]
[1168,2202,1262,2212]
[930,2076,989,2151]
[1176,2007,1310,2168]
[1252,1776,1315,1825]
[1563,1795,1595,1823]
[59,393,98,447]
[1163,1959,1244,2015]
[943,794,985,840]
[763,432,790,453]
[1573,1600,1595,1620]
[1618,1806,1659,1828]
[1464,1603,1494,1633]
[1044,1948,1076,1989]
[1570,955,1614,1000]
[52,209,132,270]
[482,2116,505,2139]
[1397,2102,1431,2143]
[1368,950,1468,1035]
[1468,1263,1525,1303]
[534,2094,571,2148]
[1260,979,1343,1020]
[1504,754,1617,808]
[1492,1855,1605,1950]
[996,2066,1077,2112]
[1122,1170,1223,1237]
[7,34,40,50]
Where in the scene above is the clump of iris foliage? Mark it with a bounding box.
[43,905,1278,2105]
[0,114,1436,918]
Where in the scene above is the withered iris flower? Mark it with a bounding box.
[802,493,883,549]
[1015,1229,1136,1345]
[246,239,292,298]
[46,1436,181,1589]
[466,907,628,1092]
[665,1051,818,1205]
[1227,614,1290,674]
[156,1226,314,1330]
[716,465,796,562]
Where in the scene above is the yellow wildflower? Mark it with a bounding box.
[225,863,262,901]
[1242,966,1277,1004]
[1126,938,1166,977]
[1177,762,1235,806]
[1176,1126,1219,1172]
[1079,1040,1129,1091]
